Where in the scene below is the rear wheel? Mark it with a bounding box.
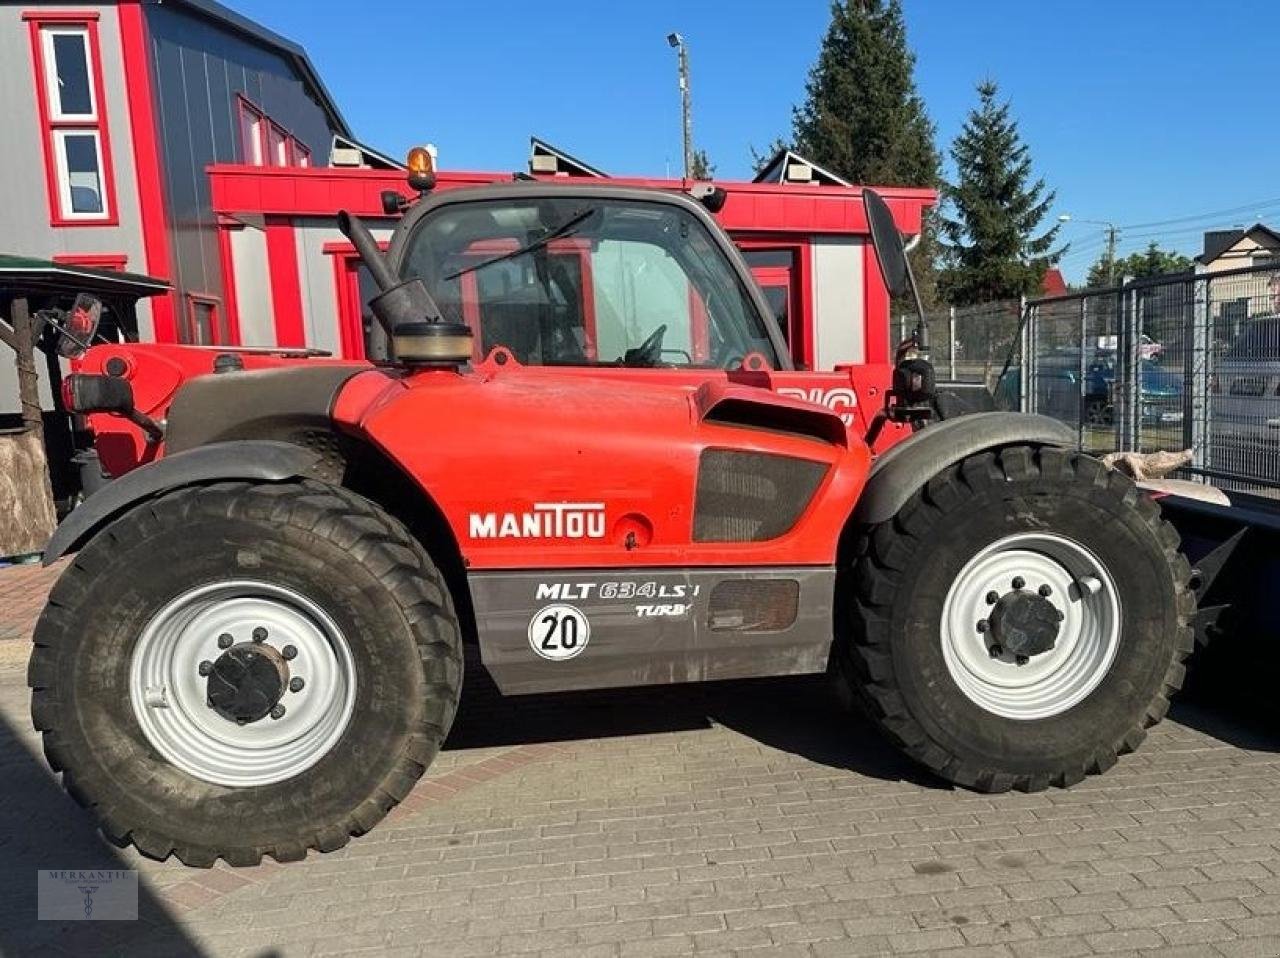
[846,445,1194,791]
[30,480,463,866]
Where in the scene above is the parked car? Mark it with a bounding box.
[1208,314,1280,483]
[1091,357,1183,428]
[997,349,1183,427]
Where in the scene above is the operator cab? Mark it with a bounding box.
[383,186,789,372]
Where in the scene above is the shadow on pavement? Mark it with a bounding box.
[1170,688,1280,753]
[0,709,206,957]
[1175,636,1280,753]
[445,651,943,789]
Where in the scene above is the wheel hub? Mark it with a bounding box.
[989,590,1060,659]
[206,643,290,725]
[940,533,1122,721]
[130,580,357,787]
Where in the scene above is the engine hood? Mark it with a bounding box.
[333,364,869,570]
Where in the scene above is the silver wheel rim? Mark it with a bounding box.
[940,533,1121,721]
[130,580,356,787]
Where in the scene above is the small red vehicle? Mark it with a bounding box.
[32,158,1193,867]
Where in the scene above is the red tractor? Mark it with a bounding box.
[32,161,1192,868]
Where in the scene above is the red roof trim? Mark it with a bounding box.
[207,165,936,236]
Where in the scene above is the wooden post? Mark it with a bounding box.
[0,295,58,557]
[12,297,44,438]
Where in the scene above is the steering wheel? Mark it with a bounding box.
[623,324,668,367]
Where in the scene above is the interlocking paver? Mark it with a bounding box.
[4,566,1280,956]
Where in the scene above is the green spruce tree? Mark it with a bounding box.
[791,0,939,186]
[787,0,942,308]
[938,81,1064,305]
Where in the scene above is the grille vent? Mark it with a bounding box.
[693,449,827,542]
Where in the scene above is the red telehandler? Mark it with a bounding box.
[31,155,1192,867]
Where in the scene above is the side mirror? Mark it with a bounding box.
[56,293,104,359]
[862,189,910,300]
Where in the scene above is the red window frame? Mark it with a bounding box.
[266,121,289,168]
[453,238,598,361]
[25,10,119,227]
[733,236,813,369]
[324,241,389,359]
[237,95,312,169]
[51,252,128,271]
[325,239,598,362]
[182,292,224,346]
[236,95,265,165]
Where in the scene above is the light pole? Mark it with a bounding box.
[667,32,693,181]
[1058,214,1119,287]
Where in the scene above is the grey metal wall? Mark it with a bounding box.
[0,3,148,413]
[144,2,338,324]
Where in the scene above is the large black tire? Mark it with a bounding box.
[846,445,1194,792]
[29,480,463,867]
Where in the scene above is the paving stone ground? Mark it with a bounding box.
[3,563,1280,957]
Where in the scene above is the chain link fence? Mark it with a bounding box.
[902,263,1280,494]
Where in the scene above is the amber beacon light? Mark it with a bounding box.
[406,146,436,193]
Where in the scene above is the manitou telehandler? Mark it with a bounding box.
[31,151,1192,867]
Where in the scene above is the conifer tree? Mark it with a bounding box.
[938,81,1064,305]
[791,0,940,187]
[787,0,941,306]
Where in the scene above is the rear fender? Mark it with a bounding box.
[852,412,1076,526]
[43,440,320,565]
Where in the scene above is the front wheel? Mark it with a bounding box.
[30,480,463,866]
[846,445,1194,792]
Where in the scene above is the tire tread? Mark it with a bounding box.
[29,479,463,867]
[847,447,1193,794]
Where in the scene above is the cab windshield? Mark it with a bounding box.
[399,196,780,369]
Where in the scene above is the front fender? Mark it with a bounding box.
[852,412,1076,526]
[43,440,321,565]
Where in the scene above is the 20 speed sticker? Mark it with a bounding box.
[528,604,590,661]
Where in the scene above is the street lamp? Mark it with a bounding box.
[667,32,693,181]
[1059,214,1119,287]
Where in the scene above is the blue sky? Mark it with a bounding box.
[235,0,1280,281]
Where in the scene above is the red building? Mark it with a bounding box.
[209,144,935,371]
[2,0,934,380]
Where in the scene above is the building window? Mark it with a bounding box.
[324,242,389,360]
[183,293,225,345]
[237,97,312,168]
[238,97,264,165]
[26,12,117,225]
[267,122,289,167]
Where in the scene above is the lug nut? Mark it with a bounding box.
[989,644,1004,659]
[976,619,990,633]
[985,591,999,605]
[1038,585,1053,598]
[217,633,233,649]
[198,660,213,676]
[1012,577,1026,590]
[1016,655,1029,666]
[252,627,268,643]
[289,677,305,693]
[269,704,286,720]
[282,645,298,661]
